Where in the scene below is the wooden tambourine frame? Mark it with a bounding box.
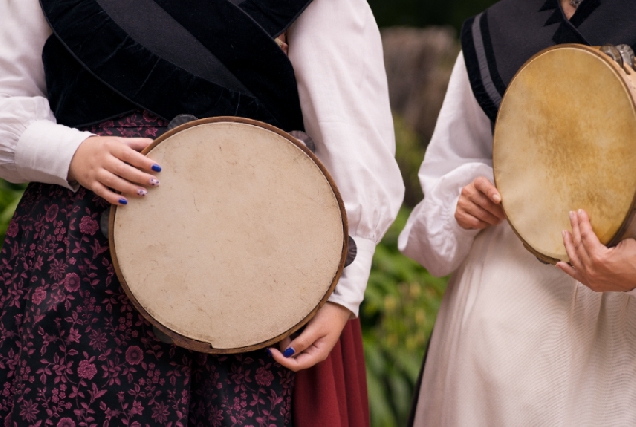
[493,44,636,264]
[108,116,348,353]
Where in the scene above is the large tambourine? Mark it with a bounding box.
[109,117,348,353]
[494,43,636,264]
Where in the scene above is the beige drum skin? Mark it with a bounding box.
[494,44,636,264]
[109,117,347,353]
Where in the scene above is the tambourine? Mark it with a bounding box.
[108,117,348,353]
[494,43,636,264]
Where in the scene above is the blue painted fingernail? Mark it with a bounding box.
[267,348,273,357]
[137,189,148,196]
[150,178,160,186]
[152,164,162,172]
[118,198,128,205]
[283,347,295,358]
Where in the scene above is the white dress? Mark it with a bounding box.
[399,52,636,427]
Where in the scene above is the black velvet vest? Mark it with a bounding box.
[462,0,636,122]
[39,0,312,131]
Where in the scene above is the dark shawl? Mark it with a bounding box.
[462,0,636,122]
[39,0,312,131]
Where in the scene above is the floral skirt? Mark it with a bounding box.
[0,112,295,426]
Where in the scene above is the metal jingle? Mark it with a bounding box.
[616,44,636,70]
[600,44,624,69]
[100,209,110,239]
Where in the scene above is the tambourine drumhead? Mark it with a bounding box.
[494,44,636,263]
[109,117,347,353]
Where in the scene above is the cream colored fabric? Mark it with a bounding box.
[414,223,636,426]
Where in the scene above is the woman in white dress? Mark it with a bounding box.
[399,0,636,425]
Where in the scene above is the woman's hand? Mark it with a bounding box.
[455,176,506,230]
[68,136,161,205]
[557,209,636,292]
[269,302,351,372]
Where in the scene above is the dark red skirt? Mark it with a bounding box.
[294,318,370,427]
[0,111,369,426]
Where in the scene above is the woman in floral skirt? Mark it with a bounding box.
[0,0,404,425]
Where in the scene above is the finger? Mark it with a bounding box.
[455,210,489,230]
[465,189,506,220]
[121,137,153,152]
[458,197,502,226]
[473,177,502,204]
[97,169,148,199]
[111,143,161,173]
[269,338,329,372]
[556,261,583,282]
[569,210,591,266]
[278,336,292,353]
[280,325,322,358]
[105,156,160,188]
[562,229,583,271]
[577,209,604,258]
[90,181,129,205]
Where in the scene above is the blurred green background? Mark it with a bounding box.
[0,1,499,426]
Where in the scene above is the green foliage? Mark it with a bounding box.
[0,181,25,241]
[368,0,499,32]
[394,115,425,208]
[361,208,447,427]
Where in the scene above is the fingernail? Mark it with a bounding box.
[569,211,574,219]
[283,347,295,358]
[578,209,584,215]
[493,194,501,203]
[118,198,128,205]
[150,178,160,186]
[152,164,162,172]
[137,189,148,196]
[267,348,273,357]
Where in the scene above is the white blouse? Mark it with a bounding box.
[398,52,493,277]
[0,0,404,316]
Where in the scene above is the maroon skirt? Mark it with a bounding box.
[0,111,369,427]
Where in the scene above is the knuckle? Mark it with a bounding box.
[590,253,603,264]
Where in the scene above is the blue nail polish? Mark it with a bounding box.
[137,189,147,196]
[267,348,273,357]
[118,198,128,205]
[150,178,160,186]
[152,164,162,172]
[283,347,295,358]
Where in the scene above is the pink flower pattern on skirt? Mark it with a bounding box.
[0,111,294,426]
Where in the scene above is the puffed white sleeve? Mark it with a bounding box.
[398,52,493,277]
[0,0,92,189]
[288,0,404,316]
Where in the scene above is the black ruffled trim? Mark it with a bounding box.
[239,0,314,38]
[552,21,588,45]
[570,0,601,28]
[461,16,499,123]
[40,0,306,131]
